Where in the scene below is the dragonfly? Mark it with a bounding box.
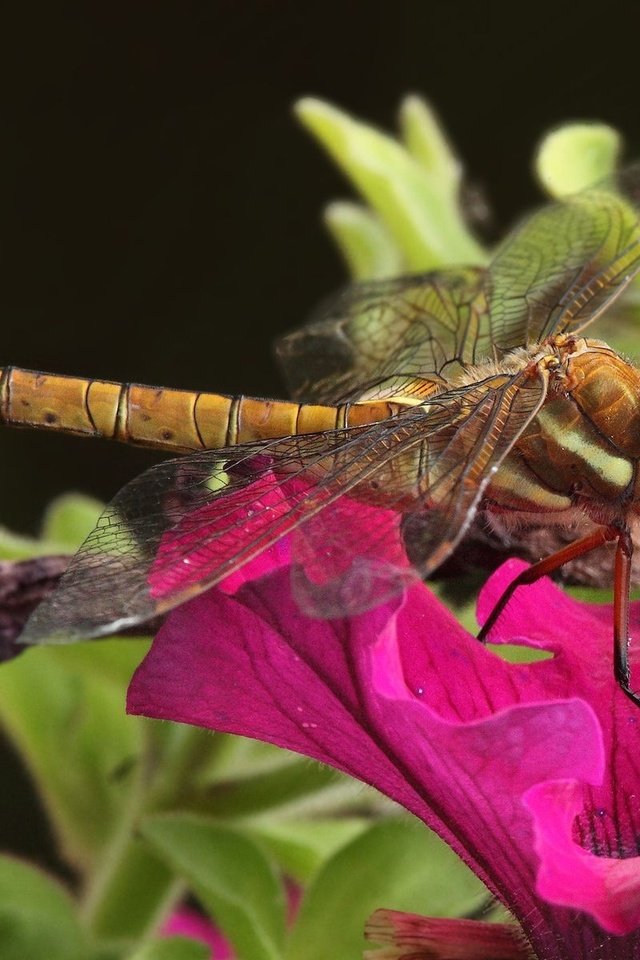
[3,166,640,704]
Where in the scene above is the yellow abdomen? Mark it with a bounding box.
[0,366,397,452]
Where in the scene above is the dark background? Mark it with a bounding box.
[2,0,640,868]
[3,1,640,531]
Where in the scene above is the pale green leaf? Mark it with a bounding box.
[0,643,145,868]
[42,493,104,550]
[295,97,486,270]
[0,527,48,560]
[141,815,285,960]
[126,938,209,960]
[399,95,461,198]
[323,202,403,279]
[285,817,489,960]
[0,855,89,960]
[249,818,369,882]
[535,122,622,197]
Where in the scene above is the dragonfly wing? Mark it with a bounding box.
[19,423,428,643]
[21,368,548,643]
[278,167,640,408]
[488,163,640,348]
[401,371,548,575]
[276,267,490,403]
[290,367,549,616]
[289,495,416,617]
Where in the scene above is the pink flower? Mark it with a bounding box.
[128,551,640,959]
[162,907,231,958]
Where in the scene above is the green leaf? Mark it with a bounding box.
[0,526,58,560]
[249,818,369,882]
[323,202,403,280]
[82,840,177,940]
[0,494,104,559]
[399,95,461,198]
[185,740,389,824]
[126,937,209,960]
[198,734,299,782]
[0,855,89,960]
[0,642,146,868]
[49,637,150,688]
[535,122,622,197]
[141,815,285,960]
[0,639,184,940]
[295,97,487,271]
[41,493,104,550]
[190,755,341,818]
[87,943,128,960]
[285,817,490,960]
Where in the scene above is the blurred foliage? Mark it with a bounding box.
[0,493,104,561]
[0,488,490,959]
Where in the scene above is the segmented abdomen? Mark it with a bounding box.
[0,367,395,451]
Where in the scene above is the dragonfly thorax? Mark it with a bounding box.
[485,338,640,524]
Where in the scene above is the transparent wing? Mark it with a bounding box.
[277,166,640,405]
[291,368,548,616]
[488,163,640,348]
[276,267,489,403]
[400,372,546,574]
[22,369,547,643]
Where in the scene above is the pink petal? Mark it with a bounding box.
[162,907,231,958]
[148,471,411,614]
[129,570,604,954]
[148,473,298,600]
[130,548,640,955]
[525,781,640,936]
[478,559,640,935]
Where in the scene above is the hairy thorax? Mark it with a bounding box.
[485,337,640,526]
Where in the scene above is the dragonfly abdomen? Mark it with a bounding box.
[0,367,395,452]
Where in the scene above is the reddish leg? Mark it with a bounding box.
[613,528,639,705]
[478,524,640,706]
[478,526,617,642]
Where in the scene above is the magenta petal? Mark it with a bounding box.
[148,473,297,600]
[129,560,640,957]
[525,781,640,936]
[477,559,640,937]
[163,907,229,958]
[217,539,291,594]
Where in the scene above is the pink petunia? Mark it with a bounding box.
[162,907,231,958]
[129,552,640,958]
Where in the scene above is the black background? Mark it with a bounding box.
[3,1,640,531]
[1,0,640,866]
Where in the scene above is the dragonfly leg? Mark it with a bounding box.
[613,528,640,706]
[477,525,617,643]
